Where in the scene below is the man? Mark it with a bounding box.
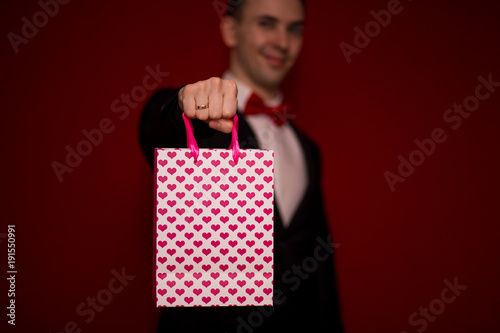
[139,0,343,331]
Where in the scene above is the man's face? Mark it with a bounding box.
[230,0,305,90]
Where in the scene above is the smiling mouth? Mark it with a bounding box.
[263,54,286,67]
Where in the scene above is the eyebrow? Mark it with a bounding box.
[256,15,305,27]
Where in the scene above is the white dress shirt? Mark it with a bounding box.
[222,72,307,227]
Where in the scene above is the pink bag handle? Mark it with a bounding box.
[182,113,240,163]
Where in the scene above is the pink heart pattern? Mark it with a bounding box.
[155,148,274,307]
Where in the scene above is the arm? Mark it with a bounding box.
[139,78,238,167]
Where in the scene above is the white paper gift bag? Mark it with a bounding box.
[155,114,274,307]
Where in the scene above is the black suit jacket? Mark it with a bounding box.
[139,89,343,333]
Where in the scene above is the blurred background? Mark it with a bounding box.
[1,0,499,332]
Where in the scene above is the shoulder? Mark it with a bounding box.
[290,124,321,157]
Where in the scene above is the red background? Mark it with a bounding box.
[1,0,499,332]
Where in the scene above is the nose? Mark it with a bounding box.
[272,26,289,52]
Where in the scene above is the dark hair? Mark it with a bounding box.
[226,0,306,21]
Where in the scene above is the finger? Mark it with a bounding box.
[218,119,233,133]
[221,80,238,119]
[208,91,223,121]
[194,92,209,121]
[180,86,196,118]
[208,119,234,133]
[218,119,234,133]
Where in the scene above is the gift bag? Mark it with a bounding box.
[155,114,274,307]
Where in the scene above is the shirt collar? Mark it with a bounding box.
[222,71,283,112]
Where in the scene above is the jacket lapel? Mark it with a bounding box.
[237,112,287,234]
[280,123,318,234]
[237,115,318,234]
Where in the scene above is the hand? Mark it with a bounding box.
[178,77,238,133]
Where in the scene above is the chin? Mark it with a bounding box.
[267,73,288,86]
[263,70,289,84]
[261,79,285,90]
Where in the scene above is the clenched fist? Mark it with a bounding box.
[179,77,238,133]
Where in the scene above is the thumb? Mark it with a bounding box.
[207,119,234,133]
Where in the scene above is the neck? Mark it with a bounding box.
[228,64,279,103]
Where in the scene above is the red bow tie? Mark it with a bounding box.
[244,93,291,127]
